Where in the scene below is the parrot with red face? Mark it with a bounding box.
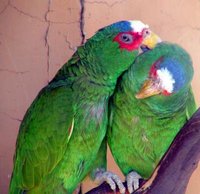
[9,20,160,194]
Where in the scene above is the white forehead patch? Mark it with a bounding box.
[129,20,149,32]
[157,68,175,93]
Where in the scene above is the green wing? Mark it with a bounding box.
[10,85,74,192]
[186,86,197,119]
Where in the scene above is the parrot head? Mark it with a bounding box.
[132,42,193,100]
[82,20,161,80]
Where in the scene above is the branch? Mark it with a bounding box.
[86,108,200,194]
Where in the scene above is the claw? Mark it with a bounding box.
[95,168,125,194]
[126,171,142,193]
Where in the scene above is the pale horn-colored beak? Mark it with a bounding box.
[135,78,162,99]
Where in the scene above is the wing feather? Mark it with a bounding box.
[186,86,197,120]
[11,85,74,190]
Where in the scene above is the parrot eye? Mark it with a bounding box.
[120,33,134,44]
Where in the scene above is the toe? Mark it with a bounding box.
[106,177,116,191]
[126,171,142,193]
[111,173,125,193]
[127,179,134,194]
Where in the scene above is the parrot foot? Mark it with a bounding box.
[94,168,125,194]
[126,171,142,193]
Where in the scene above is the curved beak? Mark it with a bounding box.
[135,79,162,99]
[140,32,162,52]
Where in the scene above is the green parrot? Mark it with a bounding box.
[108,42,196,193]
[9,20,160,194]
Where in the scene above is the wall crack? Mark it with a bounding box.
[0,68,29,74]
[44,0,51,83]
[0,1,78,25]
[80,0,85,45]
[0,112,22,122]
[85,0,127,8]
[9,3,44,22]
[0,0,9,15]
[64,34,77,52]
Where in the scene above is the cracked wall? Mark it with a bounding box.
[0,0,200,193]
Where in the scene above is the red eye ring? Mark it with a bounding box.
[113,31,143,51]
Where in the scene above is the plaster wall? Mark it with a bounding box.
[0,0,199,193]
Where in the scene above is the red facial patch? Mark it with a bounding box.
[149,63,157,77]
[149,57,164,77]
[162,90,171,96]
[113,31,143,51]
[149,57,172,96]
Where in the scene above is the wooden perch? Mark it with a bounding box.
[86,108,200,194]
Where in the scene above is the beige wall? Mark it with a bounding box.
[0,0,199,193]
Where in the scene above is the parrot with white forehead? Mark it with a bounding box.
[9,20,160,194]
[108,42,196,193]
